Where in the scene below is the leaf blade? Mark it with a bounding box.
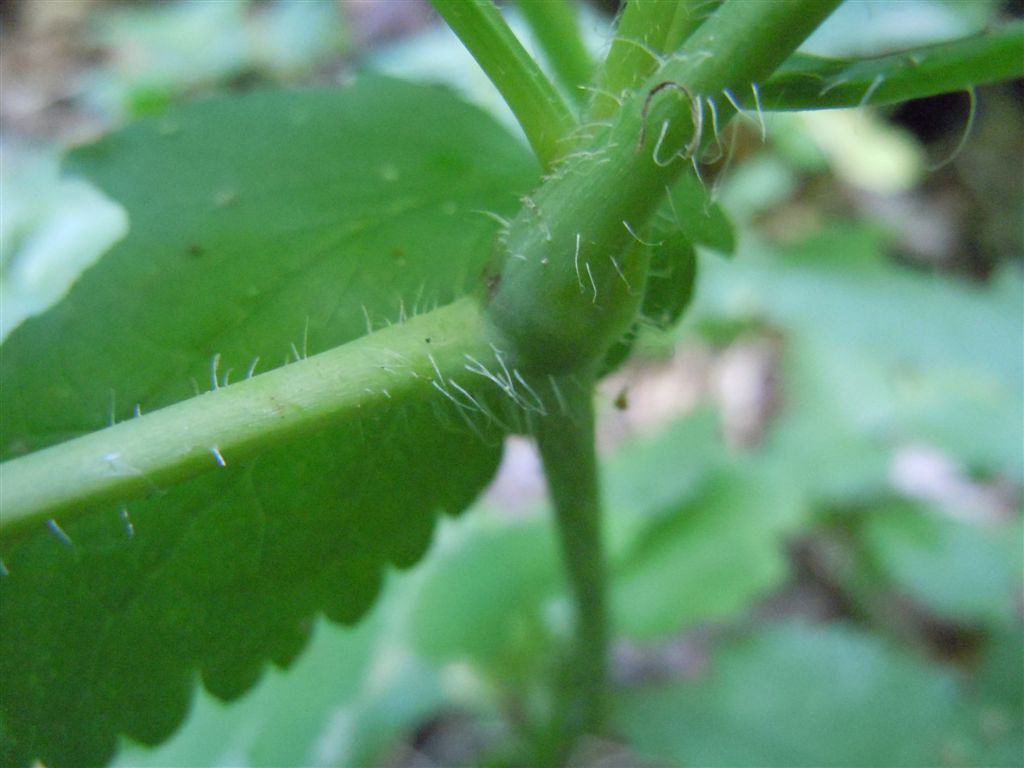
[0,77,535,766]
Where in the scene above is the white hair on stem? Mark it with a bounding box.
[926,88,976,171]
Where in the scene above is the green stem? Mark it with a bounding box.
[517,0,593,104]
[0,298,497,540]
[431,0,576,169]
[487,0,844,375]
[750,21,1024,111]
[533,372,608,740]
[590,0,719,120]
[488,11,844,739]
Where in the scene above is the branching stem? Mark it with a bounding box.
[752,21,1024,111]
[517,0,593,104]
[590,0,720,120]
[432,0,576,169]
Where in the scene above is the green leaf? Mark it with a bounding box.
[87,0,351,118]
[112,580,446,768]
[693,225,1023,488]
[637,164,737,334]
[712,153,800,224]
[754,22,1024,111]
[0,151,128,341]
[950,630,1024,767]
[408,411,735,669]
[764,337,894,502]
[627,174,734,358]
[802,0,1002,58]
[602,410,728,559]
[410,516,561,666]
[0,78,536,766]
[617,622,960,767]
[641,233,697,331]
[410,411,787,661]
[611,469,803,641]
[662,173,736,257]
[861,502,1023,628]
[112,612,385,768]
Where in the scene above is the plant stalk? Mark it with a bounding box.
[485,0,844,751]
[752,20,1024,110]
[517,0,593,103]
[431,0,577,169]
[533,372,608,741]
[590,0,720,119]
[488,0,844,375]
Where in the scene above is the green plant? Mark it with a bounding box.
[1,1,1021,765]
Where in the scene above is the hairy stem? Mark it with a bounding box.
[488,0,843,375]
[488,2,843,743]
[590,0,720,120]
[431,0,576,169]
[517,0,593,104]
[752,20,1024,111]
[533,372,608,740]
[0,298,498,539]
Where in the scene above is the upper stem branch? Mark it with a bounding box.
[487,0,844,375]
[517,0,594,104]
[432,0,577,169]
[752,21,1024,111]
[591,0,720,120]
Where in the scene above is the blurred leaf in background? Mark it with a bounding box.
[690,224,1023,496]
[861,501,1022,628]
[617,622,962,767]
[0,151,127,340]
[802,0,1003,56]
[84,0,350,119]
[113,579,450,768]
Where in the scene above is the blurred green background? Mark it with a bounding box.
[1,1,1020,766]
